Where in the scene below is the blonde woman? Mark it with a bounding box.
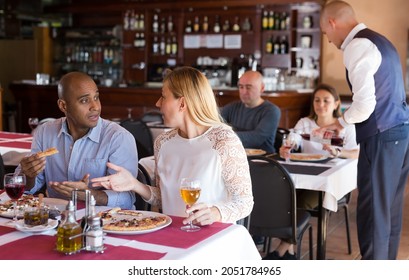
[92,66,253,225]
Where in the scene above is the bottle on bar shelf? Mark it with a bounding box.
[232,16,240,32]
[160,17,166,33]
[262,10,268,30]
[193,16,200,32]
[202,16,209,33]
[152,14,159,33]
[139,14,145,30]
[185,20,192,33]
[222,19,230,32]
[167,15,174,33]
[265,35,273,54]
[268,11,274,30]
[241,17,251,31]
[171,36,178,55]
[213,15,221,33]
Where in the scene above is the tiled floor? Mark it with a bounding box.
[299,180,409,260]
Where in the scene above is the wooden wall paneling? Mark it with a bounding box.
[10,83,312,132]
[71,12,122,28]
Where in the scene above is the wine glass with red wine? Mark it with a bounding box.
[4,173,26,223]
[28,117,39,134]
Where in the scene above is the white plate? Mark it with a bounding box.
[102,210,172,235]
[245,149,266,156]
[15,219,58,233]
[289,153,328,162]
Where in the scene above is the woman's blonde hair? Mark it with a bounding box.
[163,66,222,126]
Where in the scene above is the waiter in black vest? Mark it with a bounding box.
[319,1,409,259]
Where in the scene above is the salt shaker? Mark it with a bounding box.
[85,215,105,253]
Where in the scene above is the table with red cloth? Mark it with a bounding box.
[0,197,261,260]
[0,131,32,166]
[141,155,357,260]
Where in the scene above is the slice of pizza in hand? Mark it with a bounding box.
[37,147,59,157]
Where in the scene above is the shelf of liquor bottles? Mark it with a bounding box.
[121,9,148,84]
[260,3,320,74]
[53,27,122,84]
[150,11,179,57]
[181,6,259,77]
[262,30,290,69]
[45,0,323,88]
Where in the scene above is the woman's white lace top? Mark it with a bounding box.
[146,124,253,223]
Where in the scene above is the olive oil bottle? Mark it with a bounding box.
[56,200,82,254]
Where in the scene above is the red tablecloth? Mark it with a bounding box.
[0,132,32,149]
[0,216,233,260]
[0,141,32,150]
[0,235,166,260]
[114,216,231,249]
[0,225,15,236]
[0,132,32,140]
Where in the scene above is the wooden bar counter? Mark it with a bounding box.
[9,82,312,133]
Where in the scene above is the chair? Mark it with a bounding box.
[337,192,352,254]
[247,156,313,259]
[120,119,154,159]
[274,127,290,154]
[307,192,352,254]
[141,111,164,124]
[39,118,56,125]
[135,163,152,211]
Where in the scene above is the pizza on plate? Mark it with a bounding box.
[99,207,143,221]
[0,194,39,214]
[103,216,168,231]
[290,153,326,161]
[245,149,266,156]
[99,208,168,231]
[0,194,39,211]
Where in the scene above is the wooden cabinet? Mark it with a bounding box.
[291,4,321,80]
[10,82,311,133]
[122,13,148,86]
[46,1,322,88]
[260,7,292,69]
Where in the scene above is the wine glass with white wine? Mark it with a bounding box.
[282,133,297,163]
[179,178,201,232]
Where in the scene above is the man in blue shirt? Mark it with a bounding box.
[221,70,281,153]
[19,72,138,209]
